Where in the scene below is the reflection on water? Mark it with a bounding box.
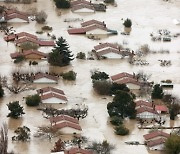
[0,0,180,154]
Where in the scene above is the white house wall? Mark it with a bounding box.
[100,52,122,59]
[137,111,158,119]
[59,127,81,134]
[149,144,164,150]
[73,8,95,13]
[33,78,57,84]
[86,29,107,35]
[126,83,140,90]
[42,97,67,104]
[7,18,28,23]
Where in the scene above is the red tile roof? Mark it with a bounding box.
[5,14,29,22]
[94,42,119,51]
[5,9,28,16]
[111,72,134,81]
[15,37,39,45]
[155,105,168,112]
[135,100,153,108]
[41,92,68,101]
[143,131,170,140]
[4,32,37,41]
[39,40,55,46]
[71,4,95,12]
[33,73,58,82]
[81,19,105,27]
[64,148,93,154]
[146,138,166,147]
[37,87,65,95]
[49,115,78,124]
[10,50,47,59]
[52,121,82,131]
[137,107,158,114]
[115,77,140,86]
[96,48,122,57]
[70,0,91,6]
[84,24,107,32]
[68,28,86,34]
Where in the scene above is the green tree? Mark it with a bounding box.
[110,116,123,126]
[0,84,4,97]
[54,0,70,8]
[123,18,132,28]
[12,126,30,142]
[48,37,74,66]
[169,103,180,120]
[110,83,130,95]
[107,91,136,119]
[26,94,41,106]
[93,80,112,95]
[61,71,77,80]
[91,71,109,81]
[151,84,164,99]
[7,101,25,119]
[165,134,180,154]
[114,125,129,136]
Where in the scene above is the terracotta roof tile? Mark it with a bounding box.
[115,77,140,86]
[64,148,93,154]
[155,105,168,112]
[71,4,95,12]
[137,107,158,114]
[37,87,65,95]
[111,72,134,81]
[81,19,105,27]
[49,115,78,124]
[94,42,119,51]
[143,131,170,140]
[84,24,107,32]
[41,92,68,101]
[4,32,37,41]
[135,100,153,108]
[146,138,166,147]
[96,48,122,57]
[33,73,58,82]
[5,14,29,22]
[68,28,86,34]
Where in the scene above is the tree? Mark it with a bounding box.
[7,101,25,119]
[35,11,47,24]
[54,0,70,9]
[26,94,41,106]
[165,134,180,154]
[88,140,115,154]
[76,52,86,60]
[110,83,130,95]
[170,103,180,120]
[151,84,164,99]
[61,71,77,80]
[0,84,4,97]
[48,37,74,66]
[12,126,30,142]
[107,91,136,119]
[91,71,109,81]
[114,125,129,136]
[93,80,112,95]
[110,116,123,126]
[51,139,65,152]
[123,18,132,28]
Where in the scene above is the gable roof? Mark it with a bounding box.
[37,87,65,95]
[71,4,95,12]
[33,73,58,82]
[94,42,119,51]
[68,28,86,34]
[84,24,107,32]
[70,0,91,6]
[115,77,140,86]
[81,19,105,27]
[111,72,134,81]
[96,48,122,57]
[10,50,47,59]
[5,9,28,16]
[64,148,93,154]
[52,121,82,131]
[135,100,153,108]
[4,32,37,41]
[41,93,68,101]
[49,115,78,124]
[137,107,158,114]
[5,13,29,22]
[39,40,55,46]
[146,138,166,147]
[143,131,170,140]
[155,105,168,112]
[15,37,39,45]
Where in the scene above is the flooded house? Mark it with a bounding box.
[32,73,59,84]
[49,115,82,134]
[135,100,153,110]
[136,107,158,119]
[64,147,93,154]
[110,72,140,90]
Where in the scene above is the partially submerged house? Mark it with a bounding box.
[37,87,68,107]
[64,147,93,154]
[50,115,82,134]
[32,73,58,84]
[68,19,117,36]
[110,72,140,90]
[143,131,170,150]
[135,100,153,110]
[155,105,168,114]
[10,49,47,59]
[136,107,158,119]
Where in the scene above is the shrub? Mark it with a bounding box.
[31,61,38,65]
[20,42,39,50]
[61,71,77,81]
[14,56,25,63]
[110,116,123,126]
[123,18,132,28]
[36,31,44,34]
[110,83,130,95]
[0,84,4,97]
[91,71,109,81]
[114,125,129,136]
[93,80,112,95]
[41,26,52,31]
[76,52,86,60]
[36,11,47,24]
[54,0,70,8]
[140,44,150,55]
[104,0,114,4]
[26,94,41,106]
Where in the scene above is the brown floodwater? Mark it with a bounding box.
[0,0,180,153]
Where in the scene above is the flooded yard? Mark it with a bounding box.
[0,0,180,153]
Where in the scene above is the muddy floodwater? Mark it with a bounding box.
[0,0,180,154]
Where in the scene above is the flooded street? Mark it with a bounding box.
[0,0,180,153]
